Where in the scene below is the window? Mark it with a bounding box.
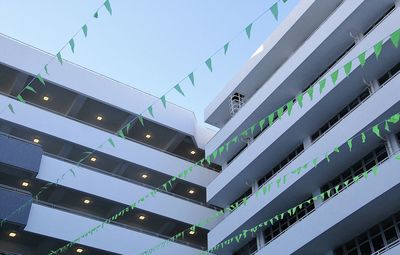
[258,144,304,187]
[231,188,252,207]
[230,93,245,117]
[311,88,370,142]
[233,238,257,255]
[333,209,400,254]
[263,197,315,245]
[378,61,400,86]
[320,144,388,198]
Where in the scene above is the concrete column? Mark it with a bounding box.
[251,181,258,194]
[370,79,381,92]
[303,136,312,149]
[256,230,265,250]
[386,133,400,155]
[312,189,323,208]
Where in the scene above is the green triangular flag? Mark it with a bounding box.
[205,58,213,72]
[245,23,253,39]
[374,41,383,58]
[347,139,353,152]
[307,86,314,100]
[325,152,330,163]
[241,129,248,137]
[312,158,318,168]
[44,64,49,75]
[331,70,339,85]
[17,94,25,103]
[268,113,275,126]
[212,150,218,160]
[384,121,390,132]
[270,3,279,21]
[104,0,112,15]
[160,95,167,109]
[25,85,36,93]
[174,84,185,96]
[117,130,125,139]
[388,113,399,124]
[319,79,326,94]
[69,39,75,53]
[107,137,115,148]
[259,118,266,130]
[334,146,340,153]
[372,125,381,138]
[391,29,400,48]
[138,115,144,126]
[396,154,400,160]
[37,74,45,85]
[7,104,14,114]
[147,106,154,118]
[277,106,284,120]
[231,136,239,144]
[287,100,294,116]
[360,132,366,143]
[188,72,195,86]
[250,124,256,134]
[224,42,230,55]
[358,52,366,67]
[297,93,303,108]
[94,11,99,18]
[219,145,225,156]
[344,61,352,76]
[56,52,63,65]
[82,24,88,37]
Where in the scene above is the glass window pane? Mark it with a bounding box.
[371,235,384,251]
[359,242,371,254]
[334,247,344,255]
[384,227,398,244]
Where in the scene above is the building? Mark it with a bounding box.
[1,0,400,255]
[204,0,400,255]
[0,28,223,254]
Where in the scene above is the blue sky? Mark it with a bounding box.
[0,0,299,129]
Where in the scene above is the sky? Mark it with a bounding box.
[0,0,299,130]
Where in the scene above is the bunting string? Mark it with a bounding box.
[2,25,396,254]
[48,7,400,255]
[4,0,113,114]
[203,153,400,254]
[0,6,397,255]
[141,112,400,255]
[1,0,295,228]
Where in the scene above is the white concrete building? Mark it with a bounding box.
[0,27,221,255]
[204,0,400,255]
[1,0,400,255]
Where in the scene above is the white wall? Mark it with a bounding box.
[0,94,218,187]
[37,155,221,229]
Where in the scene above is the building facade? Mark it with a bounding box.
[0,26,222,254]
[1,0,400,255]
[204,0,400,255]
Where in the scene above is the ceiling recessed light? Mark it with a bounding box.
[141,174,148,179]
[138,215,146,221]
[189,230,195,235]
[83,199,91,204]
[96,116,103,121]
[188,189,195,194]
[190,150,196,155]
[145,134,151,139]
[33,138,40,144]
[8,232,16,238]
[76,248,84,253]
[90,157,97,162]
[43,96,49,101]
[21,181,29,187]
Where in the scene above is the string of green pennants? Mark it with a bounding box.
[49,26,399,254]
[141,112,400,255]
[1,0,292,231]
[202,155,400,255]
[6,0,113,115]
